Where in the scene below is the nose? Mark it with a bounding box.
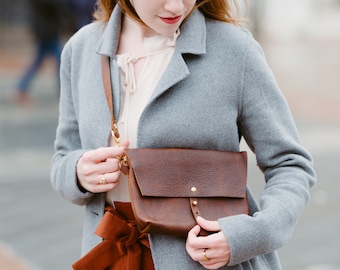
[164,0,185,14]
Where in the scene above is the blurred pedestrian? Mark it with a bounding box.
[13,0,65,106]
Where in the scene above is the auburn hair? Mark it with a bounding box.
[93,0,243,25]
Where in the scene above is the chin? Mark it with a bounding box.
[157,28,178,36]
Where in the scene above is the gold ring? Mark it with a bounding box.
[99,175,107,185]
[203,249,210,261]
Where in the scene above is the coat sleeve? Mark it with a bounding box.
[219,33,316,266]
[50,39,94,206]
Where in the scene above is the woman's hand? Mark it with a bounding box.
[186,216,231,269]
[76,141,129,193]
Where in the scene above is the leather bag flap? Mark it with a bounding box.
[125,148,247,198]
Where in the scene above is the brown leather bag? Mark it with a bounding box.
[101,56,250,237]
[125,147,249,237]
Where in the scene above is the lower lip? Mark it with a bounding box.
[160,16,182,25]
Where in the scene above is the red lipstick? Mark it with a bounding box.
[160,15,181,24]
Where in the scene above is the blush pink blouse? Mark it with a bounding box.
[106,20,179,205]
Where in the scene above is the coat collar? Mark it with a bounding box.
[95,6,122,57]
[96,5,207,57]
[95,6,207,117]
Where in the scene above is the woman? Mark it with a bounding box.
[51,0,316,269]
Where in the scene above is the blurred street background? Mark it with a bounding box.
[0,0,340,269]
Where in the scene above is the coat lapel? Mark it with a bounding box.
[96,6,123,119]
[149,52,190,102]
[149,10,207,102]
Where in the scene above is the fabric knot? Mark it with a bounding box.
[119,54,137,94]
[72,204,154,270]
[124,223,140,248]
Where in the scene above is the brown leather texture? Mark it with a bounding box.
[125,148,249,237]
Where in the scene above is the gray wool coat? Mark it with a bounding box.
[51,6,316,270]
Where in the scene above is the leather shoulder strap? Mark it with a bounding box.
[101,56,129,174]
[101,56,113,116]
[101,55,121,144]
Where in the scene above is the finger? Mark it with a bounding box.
[195,248,219,265]
[201,248,214,264]
[196,216,221,232]
[84,147,126,163]
[187,224,211,250]
[81,149,124,176]
[87,172,120,193]
[199,249,230,269]
[100,170,120,184]
[79,159,118,180]
[188,224,201,238]
[186,225,201,255]
[201,261,228,270]
[101,157,120,172]
[93,181,118,193]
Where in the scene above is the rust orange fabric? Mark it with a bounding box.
[72,202,154,270]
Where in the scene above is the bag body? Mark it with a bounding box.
[125,148,249,237]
